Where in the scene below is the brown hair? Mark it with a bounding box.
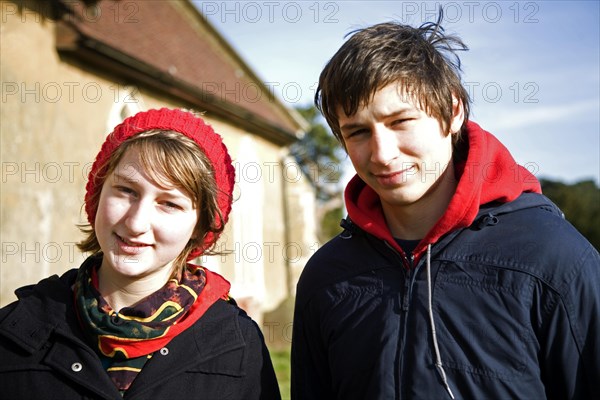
[315,13,470,150]
[78,129,225,277]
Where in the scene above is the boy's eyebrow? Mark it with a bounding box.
[339,108,416,131]
[339,121,365,131]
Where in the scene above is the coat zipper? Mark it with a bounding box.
[400,254,423,399]
[401,254,415,311]
[384,242,420,399]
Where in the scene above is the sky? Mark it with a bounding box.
[196,1,600,185]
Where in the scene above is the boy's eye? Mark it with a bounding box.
[391,118,413,126]
[163,201,182,210]
[346,128,368,138]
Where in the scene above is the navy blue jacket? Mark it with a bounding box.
[292,193,600,399]
[292,122,600,399]
[0,269,281,400]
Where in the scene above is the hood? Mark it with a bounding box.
[344,121,542,262]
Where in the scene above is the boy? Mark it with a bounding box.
[291,17,599,400]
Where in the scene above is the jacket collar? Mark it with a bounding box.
[0,270,85,353]
[343,121,542,263]
[0,270,247,400]
[125,299,247,398]
[0,270,120,399]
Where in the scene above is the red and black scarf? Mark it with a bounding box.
[73,256,230,392]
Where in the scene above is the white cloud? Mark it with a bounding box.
[489,99,600,131]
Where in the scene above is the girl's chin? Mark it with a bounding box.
[100,253,177,281]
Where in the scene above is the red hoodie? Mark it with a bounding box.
[344,121,542,264]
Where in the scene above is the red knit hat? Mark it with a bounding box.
[85,108,235,259]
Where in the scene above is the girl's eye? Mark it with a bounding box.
[115,186,135,195]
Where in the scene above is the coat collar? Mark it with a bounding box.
[0,270,85,353]
[126,299,247,398]
[0,270,248,400]
[343,121,542,263]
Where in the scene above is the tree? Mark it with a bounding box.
[541,178,600,251]
[290,105,346,242]
[290,105,345,201]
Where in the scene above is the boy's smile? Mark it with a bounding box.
[338,82,464,237]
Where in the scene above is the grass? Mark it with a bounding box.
[270,348,291,399]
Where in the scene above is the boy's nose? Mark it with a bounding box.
[370,127,399,165]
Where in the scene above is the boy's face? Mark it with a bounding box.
[338,82,464,217]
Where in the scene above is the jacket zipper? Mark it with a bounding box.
[384,241,420,399]
[401,254,415,311]
[400,254,422,399]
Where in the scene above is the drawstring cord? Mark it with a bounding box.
[426,244,455,399]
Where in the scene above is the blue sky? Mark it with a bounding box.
[197,1,599,184]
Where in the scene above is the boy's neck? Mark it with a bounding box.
[382,162,457,241]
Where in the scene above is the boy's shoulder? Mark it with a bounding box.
[445,192,599,290]
[296,226,395,306]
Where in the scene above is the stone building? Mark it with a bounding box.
[0,0,318,325]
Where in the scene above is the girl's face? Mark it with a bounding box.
[94,147,198,287]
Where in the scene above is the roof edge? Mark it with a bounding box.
[182,0,308,134]
[55,19,301,146]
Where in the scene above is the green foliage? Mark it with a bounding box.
[270,349,291,399]
[290,105,345,202]
[319,205,344,243]
[291,105,346,241]
[540,178,600,250]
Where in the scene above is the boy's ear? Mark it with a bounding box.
[450,95,465,134]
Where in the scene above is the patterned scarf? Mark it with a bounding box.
[73,255,230,392]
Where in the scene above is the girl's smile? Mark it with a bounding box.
[94,147,198,292]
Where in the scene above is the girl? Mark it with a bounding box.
[0,108,281,399]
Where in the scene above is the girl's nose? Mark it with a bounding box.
[124,200,151,235]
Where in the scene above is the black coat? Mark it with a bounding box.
[292,193,600,399]
[0,269,281,400]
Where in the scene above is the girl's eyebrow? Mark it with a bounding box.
[112,172,193,202]
[112,172,139,184]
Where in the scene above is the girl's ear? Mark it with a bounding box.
[450,95,465,134]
